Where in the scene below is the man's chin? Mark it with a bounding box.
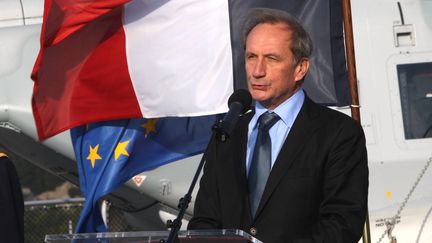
[250,92,268,102]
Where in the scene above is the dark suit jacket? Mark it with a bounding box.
[188,96,369,243]
[0,156,25,243]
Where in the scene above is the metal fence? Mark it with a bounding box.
[24,198,132,243]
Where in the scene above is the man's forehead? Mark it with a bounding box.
[246,23,293,50]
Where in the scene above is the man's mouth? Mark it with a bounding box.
[251,84,269,91]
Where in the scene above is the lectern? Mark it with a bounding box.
[45,229,263,243]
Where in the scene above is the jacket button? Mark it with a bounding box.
[250,227,257,236]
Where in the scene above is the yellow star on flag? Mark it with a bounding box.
[115,140,130,160]
[141,118,159,137]
[87,144,102,168]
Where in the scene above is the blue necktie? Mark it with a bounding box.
[248,111,280,218]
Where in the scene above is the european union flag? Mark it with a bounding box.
[71,115,222,233]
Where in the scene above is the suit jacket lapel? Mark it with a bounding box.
[231,111,254,222]
[233,111,253,187]
[254,96,321,220]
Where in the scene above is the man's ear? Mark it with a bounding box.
[294,58,310,82]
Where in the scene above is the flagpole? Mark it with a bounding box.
[341,0,371,242]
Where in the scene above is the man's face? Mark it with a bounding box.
[245,23,309,110]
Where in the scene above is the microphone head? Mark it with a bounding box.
[228,89,252,113]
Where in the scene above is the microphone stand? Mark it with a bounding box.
[164,120,227,243]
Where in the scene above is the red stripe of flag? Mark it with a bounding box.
[31,0,141,141]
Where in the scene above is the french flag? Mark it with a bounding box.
[31,0,233,140]
[31,0,347,141]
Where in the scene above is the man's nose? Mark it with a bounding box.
[252,59,266,78]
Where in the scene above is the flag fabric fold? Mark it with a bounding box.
[32,0,142,141]
[71,115,222,232]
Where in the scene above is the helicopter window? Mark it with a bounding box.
[397,62,432,139]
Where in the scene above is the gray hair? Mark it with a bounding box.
[242,8,313,65]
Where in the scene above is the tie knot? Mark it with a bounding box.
[257,112,280,131]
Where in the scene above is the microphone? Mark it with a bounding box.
[165,89,251,242]
[214,89,252,141]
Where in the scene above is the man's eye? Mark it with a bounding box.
[267,56,279,61]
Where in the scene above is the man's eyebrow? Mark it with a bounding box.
[264,53,283,59]
[245,51,281,57]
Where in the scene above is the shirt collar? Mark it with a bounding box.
[250,88,305,130]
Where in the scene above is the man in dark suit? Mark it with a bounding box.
[188,8,368,243]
